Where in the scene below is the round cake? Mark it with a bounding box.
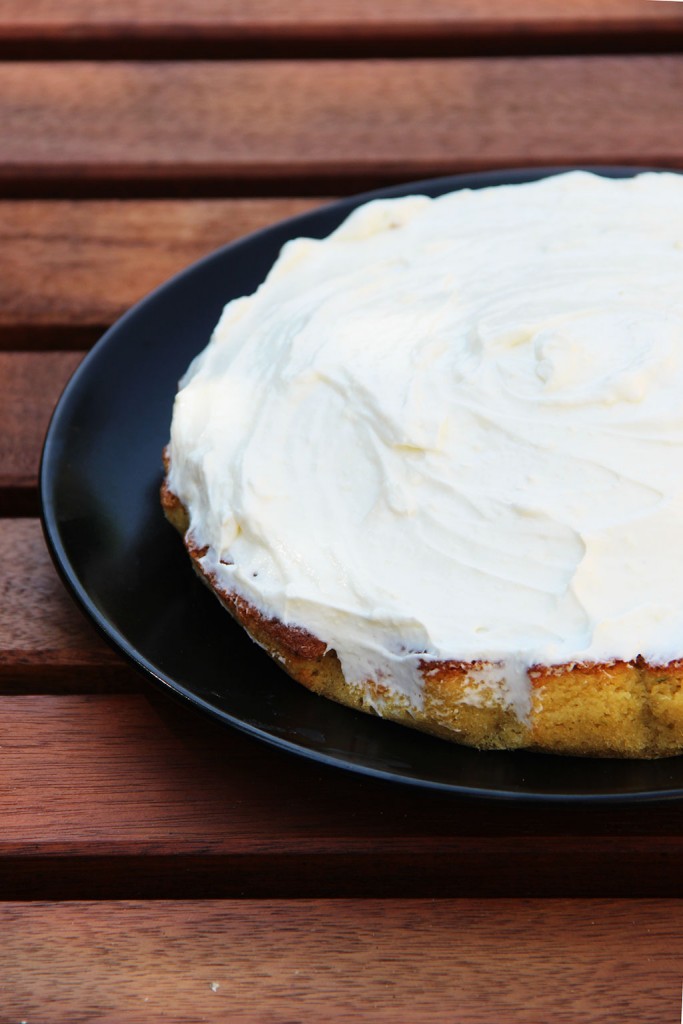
[162,170,683,758]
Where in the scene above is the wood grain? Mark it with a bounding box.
[0,199,320,348]
[0,0,681,58]
[2,693,683,899]
[0,351,82,514]
[1,899,681,1023]
[0,519,134,688]
[2,11,681,1018]
[1,58,682,197]
[3,0,680,32]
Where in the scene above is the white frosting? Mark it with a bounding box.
[168,171,683,720]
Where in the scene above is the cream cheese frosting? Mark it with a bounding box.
[167,170,683,720]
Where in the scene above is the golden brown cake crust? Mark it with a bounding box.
[161,454,683,759]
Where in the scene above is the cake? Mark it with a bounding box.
[162,170,683,758]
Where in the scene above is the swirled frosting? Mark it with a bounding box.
[168,171,683,718]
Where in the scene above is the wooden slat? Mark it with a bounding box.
[2,693,683,899]
[0,519,135,689]
[2,0,680,32]
[0,351,82,514]
[1,58,682,197]
[0,0,681,58]
[1,899,681,1023]
[0,198,320,349]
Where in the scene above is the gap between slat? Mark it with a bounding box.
[0,161,681,202]
[2,33,683,61]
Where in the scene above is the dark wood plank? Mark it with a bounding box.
[0,519,136,689]
[0,198,320,349]
[1,899,681,1023]
[1,58,683,197]
[0,0,681,57]
[2,693,683,898]
[0,351,82,514]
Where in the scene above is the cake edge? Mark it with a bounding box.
[161,451,683,759]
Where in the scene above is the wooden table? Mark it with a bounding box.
[3,3,683,1020]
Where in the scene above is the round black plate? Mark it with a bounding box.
[41,166,683,801]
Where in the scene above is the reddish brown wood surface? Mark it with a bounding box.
[1,0,678,33]
[1,58,682,196]
[0,199,319,348]
[0,0,681,59]
[0,351,82,514]
[1,693,683,899]
[0,517,677,900]
[1,6,682,1016]
[0,519,132,688]
[2,899,681,1023]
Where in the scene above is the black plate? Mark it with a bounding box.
[41,166,683,802]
